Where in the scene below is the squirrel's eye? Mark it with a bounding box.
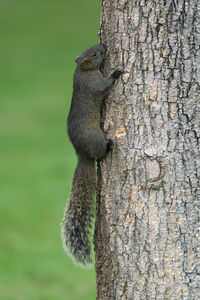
[93,51,97,57]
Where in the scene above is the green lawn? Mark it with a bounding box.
[0,1,100,299]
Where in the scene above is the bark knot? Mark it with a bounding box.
[146,158,161,183]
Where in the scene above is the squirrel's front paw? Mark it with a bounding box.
[112,69,123,79]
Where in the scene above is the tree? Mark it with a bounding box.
[94,0,200,299]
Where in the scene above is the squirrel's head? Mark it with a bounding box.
[75,44,106,71]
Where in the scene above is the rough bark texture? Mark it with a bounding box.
[94,0,200,299]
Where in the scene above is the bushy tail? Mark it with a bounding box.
[61,155,96,267]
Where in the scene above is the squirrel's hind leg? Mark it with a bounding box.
[81,128,107,159]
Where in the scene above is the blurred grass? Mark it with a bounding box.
[0,0,101,299]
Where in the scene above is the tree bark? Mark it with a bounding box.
[94,0,200,299]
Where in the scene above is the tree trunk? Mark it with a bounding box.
[94,0,200,299]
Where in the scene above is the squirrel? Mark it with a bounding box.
[61,44,123,267]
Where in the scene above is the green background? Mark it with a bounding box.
[0,0,101,299]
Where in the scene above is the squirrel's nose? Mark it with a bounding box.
[101,43,107,52]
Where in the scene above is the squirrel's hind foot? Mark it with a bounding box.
[106,139,114,153]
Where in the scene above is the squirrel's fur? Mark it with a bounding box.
[61,44,123,266]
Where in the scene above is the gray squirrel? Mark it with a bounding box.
[61,44,123,266]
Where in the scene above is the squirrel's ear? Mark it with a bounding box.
[81,58,92,70]
[75,56,80,63]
